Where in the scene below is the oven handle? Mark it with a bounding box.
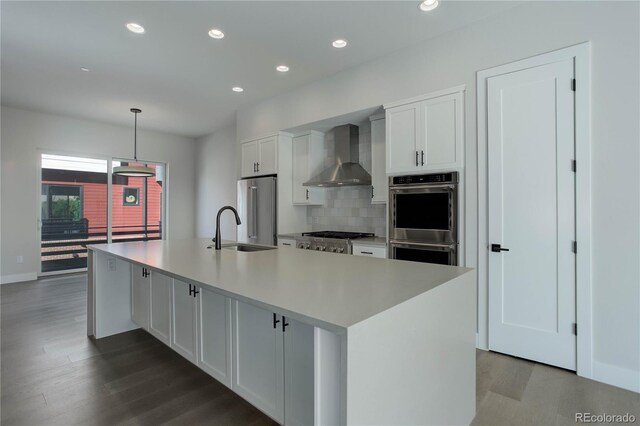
[389,183,456,191]
[389,240,457,250]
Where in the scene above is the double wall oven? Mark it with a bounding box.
[389,172,459,266]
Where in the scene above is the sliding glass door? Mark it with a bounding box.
[40,154,108,273]
[39,154,166,274]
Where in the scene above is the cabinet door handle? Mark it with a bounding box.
[421,150,425,166]
[361,251,374,255]
[282,316,290,332]
[282,243,292,246]
[415,151,419,166]
[192,287,199,297]
[256,162,260,172]
[306,189,309,200]
[253,162,257,172]
[371,186,374,199]
[273,313,280,329]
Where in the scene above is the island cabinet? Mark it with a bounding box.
[149,270,172,346]
[241,135,278,178]
[385,86,465,175]
[231,300,317,425]
[171,278,198,364]
[197,286,232,387]
[131,264,150,330]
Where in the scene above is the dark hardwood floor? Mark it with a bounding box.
[1,274,276,426]
[2,274,638,425]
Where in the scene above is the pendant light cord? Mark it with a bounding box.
[133,110,138,161]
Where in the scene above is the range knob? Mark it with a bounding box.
[319,246,326,251]
[330,247,337,253]
[305,243,311,249]
[336,247,344,253]
[315,246,321,251]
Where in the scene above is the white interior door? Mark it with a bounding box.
[488,59,576,371]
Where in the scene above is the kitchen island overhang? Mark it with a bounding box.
[88,239,476,425]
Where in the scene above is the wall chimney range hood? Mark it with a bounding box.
[303,124,372,187]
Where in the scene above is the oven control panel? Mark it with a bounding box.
[391,172,458,185]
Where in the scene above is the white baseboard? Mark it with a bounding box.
[592,360,640,393]
[1,272,38,284]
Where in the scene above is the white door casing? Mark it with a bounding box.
[487,59,576,370]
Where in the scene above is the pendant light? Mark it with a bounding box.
[113,108,156,177]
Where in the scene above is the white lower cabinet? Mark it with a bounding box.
[171,279,198,364]
[232,300,285,423]
[131,264,150,330]
[232,300,317,425]
[128,262,337,425]
[278,238,295,248]
[352,243,387,259]
[149,270,172,345]
[197,286,232,387]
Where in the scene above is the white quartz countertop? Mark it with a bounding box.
[89,239,472,331]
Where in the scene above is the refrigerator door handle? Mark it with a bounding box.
[249,186,258,239]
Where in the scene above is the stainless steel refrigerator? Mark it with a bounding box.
[236,176,277,246]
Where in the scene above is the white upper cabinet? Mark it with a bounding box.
[241,141,259,177]
[369,114,387,204]
[385,86,465,174]
[257,136,278,175]
[241,135,279,178]
[292,131,324,205]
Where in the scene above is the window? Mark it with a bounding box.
[123,187,139,206]
[41,184,83,220]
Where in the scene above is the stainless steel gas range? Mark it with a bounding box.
[294,231,375,254]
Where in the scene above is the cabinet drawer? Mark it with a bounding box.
[278,239,295,248]
[352,245,387,259]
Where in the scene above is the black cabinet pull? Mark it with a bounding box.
[306,189,309,200]
[491,244,510,252]
[282,243,291,246]
[192,287,199,297]
[188,284,193,296]
[273,313,280,329]
[361,251,374,255]
[415,151,419,166]
[421,150,425,166]
[282,316,290,332]
[256,162,259,172]
[371,187,374,199]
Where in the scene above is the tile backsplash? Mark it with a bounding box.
[306,122,387,237]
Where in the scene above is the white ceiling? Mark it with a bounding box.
[1,1,520,138]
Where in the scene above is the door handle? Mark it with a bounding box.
[188,284,193,295]
[282,316,290,332]
[415,151,419,166]
[421,150,425,166]
[192,286,199,297]
[273,313,280,329]
[491,244,510,252]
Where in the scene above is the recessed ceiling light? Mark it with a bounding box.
[208,28,224,39]
[232,87,244,93]
[418,0,439,11]
[126,22,145,34]
[332,39,348,48]
[80,67,90,72]
[276,65,290,73]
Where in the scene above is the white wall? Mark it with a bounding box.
[236,2,640,391]
[195,123,238,241]
[1,106,197,281]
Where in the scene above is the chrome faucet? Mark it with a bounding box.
[214,206,241,250]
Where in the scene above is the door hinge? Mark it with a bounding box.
[571,160,576,172]
[572,323,577,335]
[572,241,577,253]
[571,79,576,91]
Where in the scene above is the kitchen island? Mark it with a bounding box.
[88,239,475,425]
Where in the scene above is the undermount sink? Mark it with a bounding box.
[220,243,276,252]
